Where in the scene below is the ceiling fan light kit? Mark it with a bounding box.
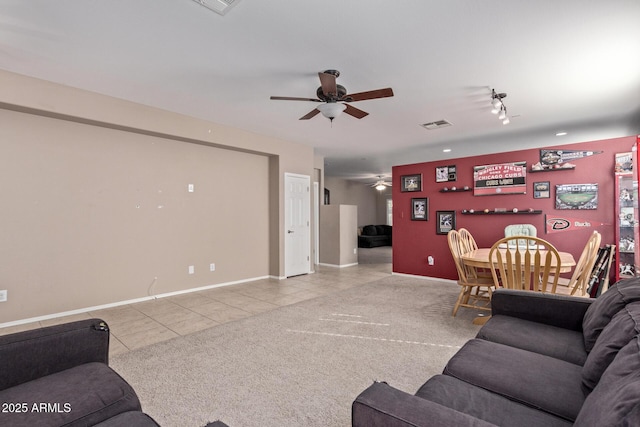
[317,102,347,121]
[490,88,510,125]
[370,176,392,191]
[270,70,393,123]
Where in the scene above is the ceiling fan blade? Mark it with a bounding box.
[270,96,322,102]
[344,104,369,119]
[344,88,394,102]
[299,109,321,120]
[318,72,338,97]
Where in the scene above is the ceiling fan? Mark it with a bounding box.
[270,70,394,122]
[370,176,392,191]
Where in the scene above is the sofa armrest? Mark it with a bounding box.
[491,289,593,330]
[0,318,110,390]
[352,381,498,427]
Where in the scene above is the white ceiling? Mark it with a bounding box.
[2,1,639,183]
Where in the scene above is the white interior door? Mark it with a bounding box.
[285,173,310,277]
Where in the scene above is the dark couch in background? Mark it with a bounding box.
[358,225,392,248]
[352,279,640,426]
[0,318,159,427]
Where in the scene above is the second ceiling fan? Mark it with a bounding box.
[270,70,394,122]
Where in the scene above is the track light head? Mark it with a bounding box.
[490,88,510,125]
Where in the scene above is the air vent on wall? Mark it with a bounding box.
[421,120,452,130]
[191,0,240,15]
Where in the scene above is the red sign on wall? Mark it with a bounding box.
[545,215,609,233]
[473,161,526,196]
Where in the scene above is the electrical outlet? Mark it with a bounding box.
[428,256,434,266]
[0,290,7,302]
[210,263,216,272]
[188,265,195,275]
[353,248,357,254]
[188,183,194,193]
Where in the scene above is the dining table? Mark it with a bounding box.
[461,247,576,325]
[461,248,576,273]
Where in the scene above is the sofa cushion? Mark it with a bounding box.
[0,362,141,427]
[476,315,587,365]
[416,375,572,427]
[582,302,640,391]
[375,225,386,235]
[363,225,377,235]
[443,339,585,421]
[352,381,498,427]
[0,318,109,390]
[583,277,640,352]
[574,335,640,426]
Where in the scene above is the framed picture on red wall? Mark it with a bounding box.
[436,165,457,183]
[401,174,422,192]
[411,198,428,220]
[436,211,455,234]
[533,181,550,199]
[555,183,598,209]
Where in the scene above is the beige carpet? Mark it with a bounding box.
[111,275,480,427]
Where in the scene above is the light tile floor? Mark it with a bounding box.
[0,263,392,359]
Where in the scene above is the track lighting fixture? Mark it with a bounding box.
[490,89,510,125]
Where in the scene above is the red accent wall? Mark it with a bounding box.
[392,135,637,280]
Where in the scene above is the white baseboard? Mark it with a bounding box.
[391,272,458,285]
[0,275,272,329]
[318,262,358,268]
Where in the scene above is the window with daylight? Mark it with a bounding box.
[386,198,393,226]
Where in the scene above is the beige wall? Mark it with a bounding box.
[0,70,316,324]
[324,176,388,226]
[319,205,358,267]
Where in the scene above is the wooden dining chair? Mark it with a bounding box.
[458,228,478,252]
[458,228,492,279]
[489,235,562,293]
[555,231,602,297]
[448,230,494,316]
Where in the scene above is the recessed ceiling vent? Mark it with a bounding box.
[421,120,452,130]
[191,0,240,16]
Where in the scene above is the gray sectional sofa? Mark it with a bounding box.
[0,318,159,427]
[352,278,640,426]
[358,225,392,248]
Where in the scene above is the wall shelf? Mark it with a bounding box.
[529,166,575,173]
[461,209,542,215]
[439,187,471,193]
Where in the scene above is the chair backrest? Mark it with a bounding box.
[458,228,479,253]
[489,235,562,293]
[570,231,602,296]
[503,224,539,249]
[504,224,537,238]
[448,230,475,284]
[448,230,466,280]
